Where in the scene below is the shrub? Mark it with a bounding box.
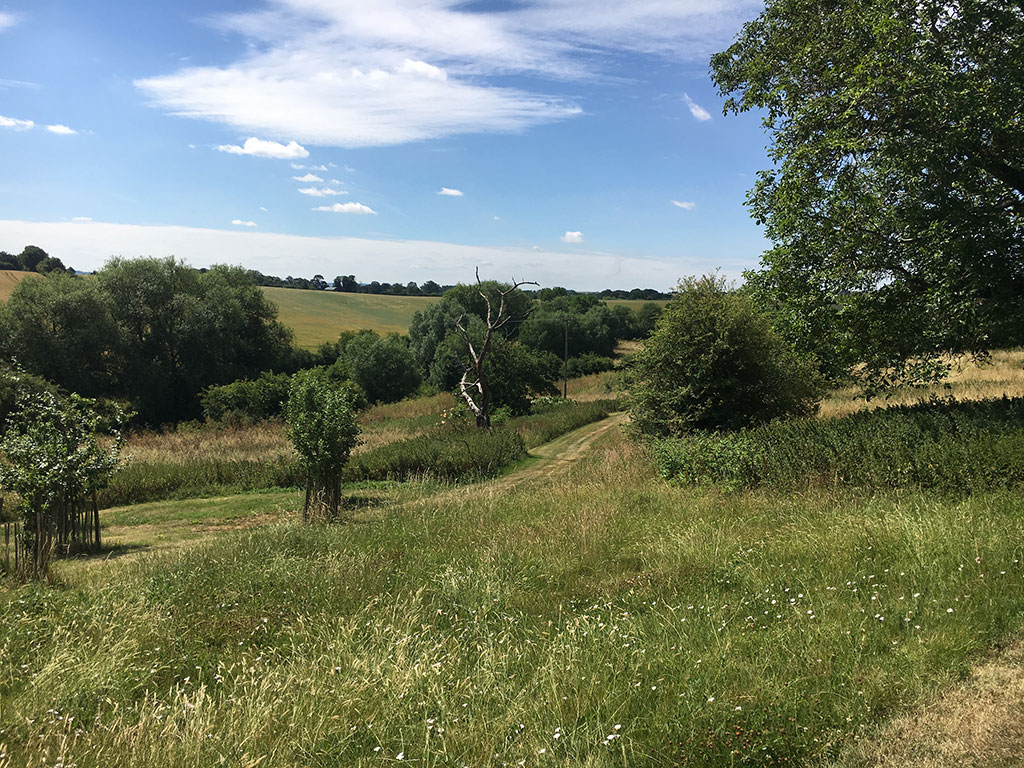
[200,372,292,423]
[345,426,526,482]
[515,399,618,448]
[341,331,421,405]
[652,396,1024,493]
[285,370,361,521]
[566,353,616,378]
[627,274,824,436]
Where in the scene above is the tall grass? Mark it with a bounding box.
[4,433,1024,766]
[653,396,1024,492]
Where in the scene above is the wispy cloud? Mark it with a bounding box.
[561,231,585,244]
[135,0,753,148]
[293,173,323,182]
[232,219,258,227]
[46,124,77,135]
[0,12,17,32]
[438,187,463,197]
[217,137,309,159]
[682,93,712,122]
[314,202,377,215]
[71,217,93,222]
[298,187,348,197]
[671,199,696,210]
[0,115,34,131]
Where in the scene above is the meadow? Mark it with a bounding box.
[0,271,36,302]
[3,351,1024,766]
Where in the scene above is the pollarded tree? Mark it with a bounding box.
[284,370,361,522]
[627,275,823,436]
[711,0,1024,390]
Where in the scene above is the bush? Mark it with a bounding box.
[515,399,618,448]
[627,275,824,436]
[345,426,526,482]
[340,331,421,405]
[200,372,293,423]
[652,396,1024,493]
[566,353,616,378]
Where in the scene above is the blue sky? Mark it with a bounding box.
[0,0,770,290]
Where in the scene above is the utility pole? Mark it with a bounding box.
[563,316,568,399]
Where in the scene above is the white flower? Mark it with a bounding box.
[707,696,715,703]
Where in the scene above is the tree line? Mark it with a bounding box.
[0,245,75,275]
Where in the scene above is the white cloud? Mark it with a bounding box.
[0,219,711,290]
[0,115,34,131]
[293,173,323,182]
[493,216,501,221]
[298,187,348,197]
[0,12,17,32]
[561,231,585,244]
[232,219,258,227]
[135,1,753,148]
[682,93,712,122]
[309,164,328,171]
[290,163,305,169]
[259,206,269,211]
[46,124,77,135]
[71,217,92,222]
[438,187,463,197]
[217,137,309,159]
[188,143,196,149]
[671,200,696,210]
[314,202,377,215]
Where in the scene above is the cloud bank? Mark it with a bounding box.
[0,219,695,291]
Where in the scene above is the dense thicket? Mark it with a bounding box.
[2,258,294,424]
[0,245,74,275]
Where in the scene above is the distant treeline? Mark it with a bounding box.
[249,270,671,300]
[0,245,75,275]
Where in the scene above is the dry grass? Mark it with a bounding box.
[0,270,39,302]
[565,370,622,402]
[832,639,1024,768]
[124,393,457,465]
[820,348,1024,419]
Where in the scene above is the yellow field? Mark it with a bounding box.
[0,270,38,301]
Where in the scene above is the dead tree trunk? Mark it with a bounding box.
[454,269,537,428]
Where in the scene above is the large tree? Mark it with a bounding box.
[712,0,1024,390]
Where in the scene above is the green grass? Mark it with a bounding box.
[3,432,1024,766]
[262,288,440,348]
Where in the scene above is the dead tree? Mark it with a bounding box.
[453,269,537,428]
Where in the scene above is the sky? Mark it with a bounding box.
[0,0,771,291]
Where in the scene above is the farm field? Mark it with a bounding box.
[261,288,666,347]
[0,271,37,301]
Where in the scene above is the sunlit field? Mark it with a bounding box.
[3,427,1024,766]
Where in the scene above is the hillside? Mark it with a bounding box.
[0,270,38,301]
[262,287,667,348]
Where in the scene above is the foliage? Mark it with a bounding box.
[653,396,1024,492]
[200,372,294,423]
[0,391,125,576]
[0,364,58,433]
[514,398,618,448]
[627,275,824,436]
[345,425,526,482]
[337,330,421,405]
[0,244,73,274]
[284,369,361,520]
[566,353,615,378]
[711,0,1024,390]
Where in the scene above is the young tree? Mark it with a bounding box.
[711,0,1024,390]
[451,270,537,427]
[284,370,361,522]
[627,275,823,436]
[0,391,125,579]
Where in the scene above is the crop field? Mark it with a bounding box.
[262,288,666,348]
[0,271,37,301]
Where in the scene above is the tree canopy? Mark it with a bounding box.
[711,0,1024,389]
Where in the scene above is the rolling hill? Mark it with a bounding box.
[0,270,39,301]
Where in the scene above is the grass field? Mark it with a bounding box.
[262,288,667,348]
[3,421,1024,766]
